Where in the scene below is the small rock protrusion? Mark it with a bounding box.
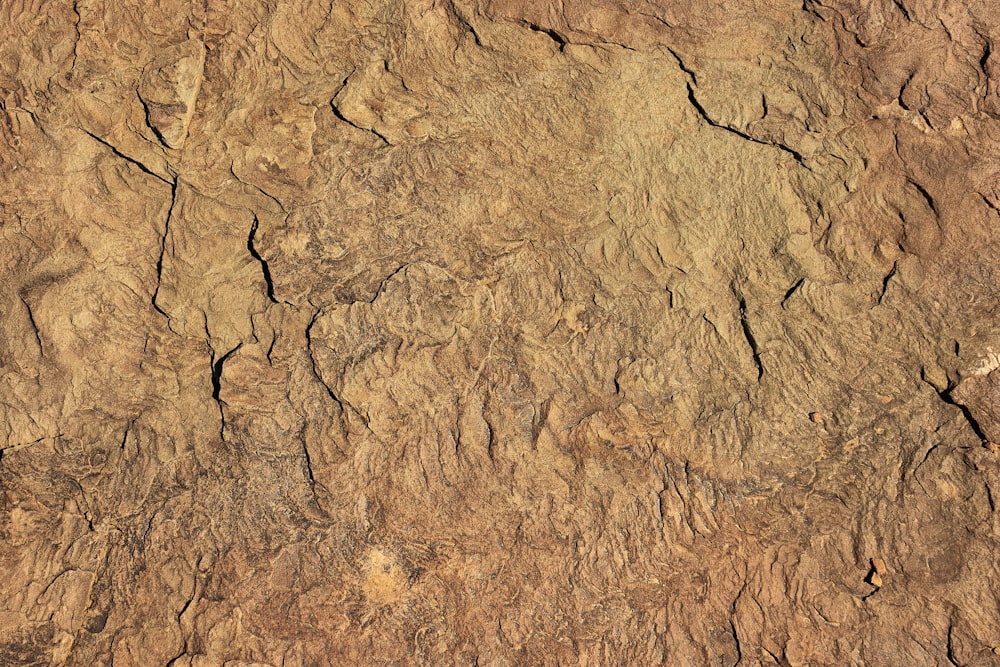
[138,40,206,149]
[866,557,887,589]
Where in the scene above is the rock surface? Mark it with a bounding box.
[2,0,1000,664]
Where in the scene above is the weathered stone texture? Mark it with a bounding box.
[2,1,1000,664]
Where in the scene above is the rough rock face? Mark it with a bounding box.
[2,0,1000,664]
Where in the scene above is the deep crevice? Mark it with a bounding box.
[152,178,179,320]
[210,342,241,443]
[525,22,567,51]
[945,622,961,667]
[737,295,764,381]
[896,71,916,110]
[892,0,912,21]
[211,343,242,402]
[666,47,698,84]
[781,277,805,306]
[980,193,1000,215]
[907,178,938,216]
[248,214,277,303]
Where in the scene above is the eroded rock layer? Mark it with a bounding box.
[2,1,1000,664]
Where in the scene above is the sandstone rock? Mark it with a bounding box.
[2,0,1000,664]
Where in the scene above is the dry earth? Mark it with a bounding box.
[3,0,1000,664]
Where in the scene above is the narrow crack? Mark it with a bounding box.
[454,12,482,46]
[897,71,916,110]
[801,0,828,21]
[165,580,197,667]
[304,310,344,411]
[266,332,277,365]
[877,261,898,304]
[139,93,170,149]
[330,99,391,145]
[763,647,787,665]
[925,378,989,443]
[484,415,496,462]
[665,51,807,166]
[980,193,1000,216]
[729,619,743,664]
[1,433,64,458]
[119,421,132,451]
[445,0,483,47]
[684,82,807,165]
[302,437,317,487]
[165,647,188,667]
[916,442,941,470]
[20,294,43,356]
[248,214,277,303]
[229,164,288,214]
[298,314,327,504]
[70,0,81,71]
[305,310,374,432]
[907,178,939,216]
[367,264,407,304]
[667,47,698,84]
[80,128,170,184]
[636,10,673,29]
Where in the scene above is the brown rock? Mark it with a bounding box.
[2,0,1000,664]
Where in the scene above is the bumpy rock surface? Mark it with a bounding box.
[2,1,1000,664]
